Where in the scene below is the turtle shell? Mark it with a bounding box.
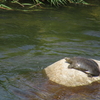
[65,57,100,76]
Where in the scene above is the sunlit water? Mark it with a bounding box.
[0,6,100,100]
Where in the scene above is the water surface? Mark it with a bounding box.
[0,6,100,100]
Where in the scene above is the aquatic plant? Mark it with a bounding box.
[47,0,88,6]
[0,0,93,10]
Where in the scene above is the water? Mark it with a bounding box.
[0,6,100,100]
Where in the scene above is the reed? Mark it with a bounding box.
[0,0,89,10]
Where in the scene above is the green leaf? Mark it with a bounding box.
[0,4,12,10]
[21,3,33,6]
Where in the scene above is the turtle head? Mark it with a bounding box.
[64,57,72,64]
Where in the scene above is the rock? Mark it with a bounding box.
[44,58,100,87]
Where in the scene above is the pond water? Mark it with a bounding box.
[0,6,100,100]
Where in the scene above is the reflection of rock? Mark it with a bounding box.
[44,58,100,87]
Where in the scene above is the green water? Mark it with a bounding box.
[0,6,100,100]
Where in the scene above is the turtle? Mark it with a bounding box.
[65,57,100,77]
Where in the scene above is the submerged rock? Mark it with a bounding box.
[44,58,100,87]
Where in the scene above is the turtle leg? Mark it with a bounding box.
[85,71,93,77]
[87,74,93,77]
[68,64,74,69]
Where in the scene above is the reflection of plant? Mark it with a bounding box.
[0,0,89,10]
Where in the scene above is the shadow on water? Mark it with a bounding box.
[0,6,100,100]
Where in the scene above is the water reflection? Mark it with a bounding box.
[0,6,100,100]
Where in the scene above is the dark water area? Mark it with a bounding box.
[0,6,100,100]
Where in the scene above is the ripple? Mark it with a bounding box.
[84,31,100,37]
